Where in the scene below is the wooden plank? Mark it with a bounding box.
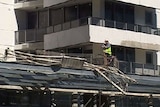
[94,68,126,94]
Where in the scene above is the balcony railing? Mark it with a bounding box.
[15,17,160,44]
[64,53,160,76]
[46,17,160,35]
[15,28,46,44]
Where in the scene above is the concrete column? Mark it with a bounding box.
[156,9,160,28]
[92,0,105,18]
[110,95,116,107]
[156,51,160,66]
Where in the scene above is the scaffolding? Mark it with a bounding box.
[1,49,160,106]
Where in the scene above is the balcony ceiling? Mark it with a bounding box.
[14,0,43,11]
[49,0,91,8]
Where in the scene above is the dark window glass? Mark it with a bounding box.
[68,47,82,53]
[64,6,78,22]
[146,52,153,64]
[39,10,48,28]
[126,48,135,62]
[105,1,134,24]
[112,46,135,62]
[49,8,64,26]
[125,5,134,24]
[28,12,37,29]
[79,3,92,18]
[105,2,114,20]
[115,3,124,22]
[145,11,153,25]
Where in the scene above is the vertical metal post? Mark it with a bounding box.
[125,23,127,30]
[142,64,144,75]
[154,65,156,76]
[88,17,91,25]
[102,19,105,27]
[159,66,160,76]
[24,30,27,43]
[130,62,133,74]
[114,21,116,28]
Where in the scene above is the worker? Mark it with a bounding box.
[4,47,9,61]
[102,40,112,66]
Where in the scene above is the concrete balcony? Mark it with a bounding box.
[43,0,70,7]
[43,17,160,50]
[15,28,46,50]
[14,0,43,10]
[15,17,160,50]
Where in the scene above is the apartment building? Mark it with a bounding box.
[15,0,160,75]
[15,0,160,68]
[0,0,17,61]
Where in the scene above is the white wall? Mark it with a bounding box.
[89,25,160,51]
[157,51,160,65]
[117,0,160,9]
[45,25,160,51]
[44,0,68,7]
[156,9,160,28]
[0,0,14,4]
[0,1,17,61]
[44,26,90,50]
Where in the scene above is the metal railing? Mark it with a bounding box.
[15,28,46,44]
[15,17,160,44]
[64,53,160,76]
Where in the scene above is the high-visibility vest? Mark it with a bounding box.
[103,47,112,55]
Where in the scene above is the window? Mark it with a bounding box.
[28,12,38,29]
[145,11,153,25]
[105,2,114,20]
[105,1,134,24]
[39,10,48,28]
[112,46,135,62]
[79,3,92,18]
[125,5,134,24]
[49,8,64,26]
[146,52,153,64]
[115,3,124,22]
[64,6,78,22]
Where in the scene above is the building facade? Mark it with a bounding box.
[0,0,17,61]
[14,0,160,76]
[14,0,160,73]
